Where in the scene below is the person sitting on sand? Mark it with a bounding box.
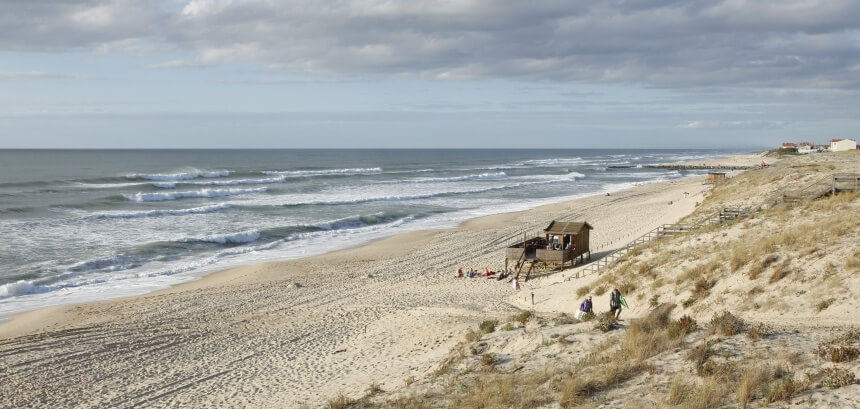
[455,268,463,278]
[576,295,593,320]
[481,267,494,277]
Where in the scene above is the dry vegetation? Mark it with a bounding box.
[323,153,860,408]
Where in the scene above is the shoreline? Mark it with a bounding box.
[0,153,767,407]
[0,154,745,324]
[0,168,712,331]
[0,183,624,331]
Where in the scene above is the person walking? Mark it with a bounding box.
[576,295,593,320]
[609,289,625,319]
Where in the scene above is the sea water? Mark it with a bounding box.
[0,149,739,318]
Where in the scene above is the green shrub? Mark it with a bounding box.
[479,320,498,334]
[511,310,533,325]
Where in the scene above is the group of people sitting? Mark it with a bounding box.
[577,288,627,319]
[546,235,575,251]
[454,267,512,280]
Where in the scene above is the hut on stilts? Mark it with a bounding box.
[505,221,593,281]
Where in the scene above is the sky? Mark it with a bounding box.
[1,0,859,149]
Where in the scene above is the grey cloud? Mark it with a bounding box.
[0,0,168,51]
[144,59,213,69]
[0,71,77,80]
[3,0,860,88]
[676,120,787,129]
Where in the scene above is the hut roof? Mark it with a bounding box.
[544,221,593,235]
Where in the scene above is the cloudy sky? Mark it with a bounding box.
[1,0,859,148]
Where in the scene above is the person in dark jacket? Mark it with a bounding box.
[609,289,623,319]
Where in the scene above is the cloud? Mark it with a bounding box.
[0,71,78,80]
[0,0,167,52]
[676,120,787,129]
[2,0,860,89]
[144,59,213,69]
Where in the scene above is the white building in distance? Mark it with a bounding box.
[830,139,857,151]
[797,142,815,154]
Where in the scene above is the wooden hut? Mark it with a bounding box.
[505,221,593,280]
[706,172,726,184]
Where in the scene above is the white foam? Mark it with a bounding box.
[179,231,261,244]
[186,176,287,186]
[152,182,176,189]
[90,204,232,219]
[76,182,148,189]
[517,157,584,166]
[123,187,266,202]
[262,167,383,177]
[0,280,40,297]
[235,173,586,207]
[409,172,508,183]
[126,168,230,181]
[201,170,230,178]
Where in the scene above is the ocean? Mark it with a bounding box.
[0,149,739,318]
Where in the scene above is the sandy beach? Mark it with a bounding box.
[0,164,737,407]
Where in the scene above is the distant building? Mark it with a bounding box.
[830,139,857,151]
[797,142,815,154]
[781,142,798,153]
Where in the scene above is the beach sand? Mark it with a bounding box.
[1,172,718,408]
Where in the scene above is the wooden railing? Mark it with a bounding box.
[569,172,859,279]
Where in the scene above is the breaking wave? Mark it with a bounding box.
[126,169,230,181]
[262,167,383,177]
[123,187,266,202]
[409,172,508,183]
[179,231,262,244]
[89,204,232,219]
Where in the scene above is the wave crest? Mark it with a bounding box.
[0,280,42,297]
[126,168,230,181]
[90,204,232,219]
[123,187,266,202]
[262,167,383,177]
[179,231,261,244]
[410,172,507,183]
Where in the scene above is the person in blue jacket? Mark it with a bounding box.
[576,295,593,320]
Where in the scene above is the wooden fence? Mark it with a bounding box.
[567,172,859,279]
